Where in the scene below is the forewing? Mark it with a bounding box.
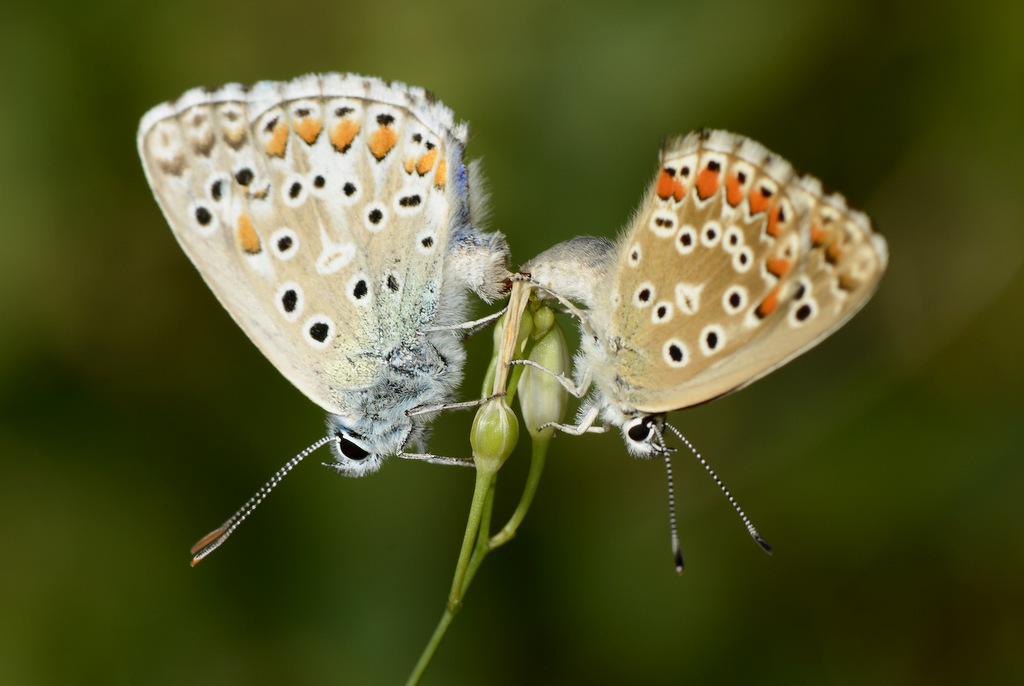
[601,129,887,413]
[138,73,467,415]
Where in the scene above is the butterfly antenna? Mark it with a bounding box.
[663,423,772,555]
[648,421,684,573]
[189,435,337,566]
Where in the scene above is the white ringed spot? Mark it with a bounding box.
[416,229,438,254]
[722,226,744,254]
[675,225,697,255]
[346,272,372,306]
[627,242,642,267]
[363,202,388,232]
[651,300,673,324]
[282,173,309,208]
[722,285,748,315]
[732,246,754,273]
[187,199,218,236]
[699,325,726,356]
[303,315,335,349]
[270,227,299,261]
[649,209,678,238]
[663,339,689,368]
[633,282,655,308]
[701,221,722,247]
[275,281,304,322]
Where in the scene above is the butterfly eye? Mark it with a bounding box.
[335,432,370,461]
[627,418,651,443]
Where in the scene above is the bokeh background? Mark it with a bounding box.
[2,1,1022,684]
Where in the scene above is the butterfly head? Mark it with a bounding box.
[325,414,399,476]
[619,413,670,457]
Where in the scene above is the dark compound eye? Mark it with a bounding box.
[627,420,651,442]
[335,432,369,460]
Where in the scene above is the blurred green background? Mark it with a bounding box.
[2,0,1022,683]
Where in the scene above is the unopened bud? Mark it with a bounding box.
[470,399,519,474]
[518,304,570,439]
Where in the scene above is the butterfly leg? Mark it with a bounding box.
[507,275,596,335]
[507,359,592,398]
[405,393,506,418]
[396,451,477,467]
[417,307,508,337]
[536,403,608,436]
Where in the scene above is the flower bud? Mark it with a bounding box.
[470,399,519,474]
[518,304,570,439]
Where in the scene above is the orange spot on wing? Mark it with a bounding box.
[673,179,687,202]
[416,147,439,175]
[810,220,827,245]
[294,117,322,144]
[766,205,784,237]
[368,126,398,160]
[330,119,360,152]
[656,169,674,199]
[695,166,720,200]
[266,122,288,158]
[756,285,781,318]
[236,214,261,254]
[748,188,770,214]
[766,258,790,278]
[434,158,447,188]
[726,175,743,206]
[404,157,416,173]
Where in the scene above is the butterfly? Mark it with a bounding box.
[138,73,511,480]
[522,129,888,455]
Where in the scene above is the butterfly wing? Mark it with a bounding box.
[595,129,887,414]
[138,74,475,417]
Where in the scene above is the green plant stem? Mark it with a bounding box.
[447,464,499,608]
[405,468,498,686]
[488,434,549,549]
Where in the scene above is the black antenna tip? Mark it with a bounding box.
[755,536,773,555]
[674,549,685,574]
